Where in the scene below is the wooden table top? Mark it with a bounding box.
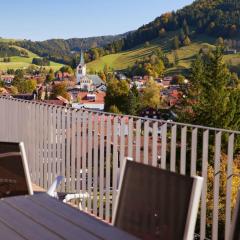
[0,193,139,240]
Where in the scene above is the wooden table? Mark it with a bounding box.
[0,193,139,240]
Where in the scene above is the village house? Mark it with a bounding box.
[72,91,105,111]
[115,72,127,81]
[140,107,177,121]
[130,80,145,89]
[55,71,72,81]
[1,75,14,85]
[132,76,142,81]
[37,95,70,106]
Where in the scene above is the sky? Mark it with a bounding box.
[0,0,194,41]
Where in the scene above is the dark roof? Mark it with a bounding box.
[12,94,34,101]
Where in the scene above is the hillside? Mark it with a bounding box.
[112,0,240,51]
[0,40,62,71]
[17,33,129,66]
[87,31,240,75]
[87,0,240,75]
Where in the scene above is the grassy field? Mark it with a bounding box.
[87,33,240,75]
[0,57,63,71]
[86,32,177,72]
[87,46,158,72]
[0,38,17,43]
[0,42,63,71]
[224,54,240,66]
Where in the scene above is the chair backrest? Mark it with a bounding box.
[229,188,240,240]
[0,141,33,198]
[112,159,203,240]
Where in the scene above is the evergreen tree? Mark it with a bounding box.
[183,36,191,46]
[216,37,224,46]
[183,47,236,129]
[173,36,180,50]
[127,84,140,115]
[109,105,121,114]
[183,21,190,36]
[173,51,179,66]
[179,29,185,42]
[45,68,55,83]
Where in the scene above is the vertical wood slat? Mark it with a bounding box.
[180,126,187,175]
[135,119,141,163]
[212,131,222,240]
[52,106,57,184]
[60,107,66,192]
[66,109,71,192]
[27,103,33,179]
[105,116,111,222]
[56,107,61,178]
[112,117,118,217]
[43,105,48,189]
[161,123,167,169]
[15,101,19,142]
[30,103,35,182]
[93,113,99,216]
[170,124,177,172]
[76,111,82,200]
[128,118,133,158]
[71,110,76,193]
[39,104,44,188]
[119,117,125,169]
[225,133,234,240]
[143,121,149,165]
[191,127,198,176]
[99,114,105,219]
[81,111,87,210]
[200,130,209,240]
[35,103,40,185]
[47,106,53,189]
[152,122,158,167]
[87,113,93,213]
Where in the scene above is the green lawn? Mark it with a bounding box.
[0,45,63,71]
[0,38,17,43]
[224,53,240,66]
[86,32,177,72]
[87,46,159,72]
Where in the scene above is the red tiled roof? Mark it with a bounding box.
[77,91,105,104]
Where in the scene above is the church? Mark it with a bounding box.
[76,51,105,92]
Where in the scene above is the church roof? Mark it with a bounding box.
[88,75,105,86]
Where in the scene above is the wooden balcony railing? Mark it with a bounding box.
[0,96,240,240]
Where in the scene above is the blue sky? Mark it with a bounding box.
[1,0,194,41]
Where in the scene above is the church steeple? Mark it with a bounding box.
[80,50,85,65]
[76,49,87,85]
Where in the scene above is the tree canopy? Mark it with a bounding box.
[181,47,240,130]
